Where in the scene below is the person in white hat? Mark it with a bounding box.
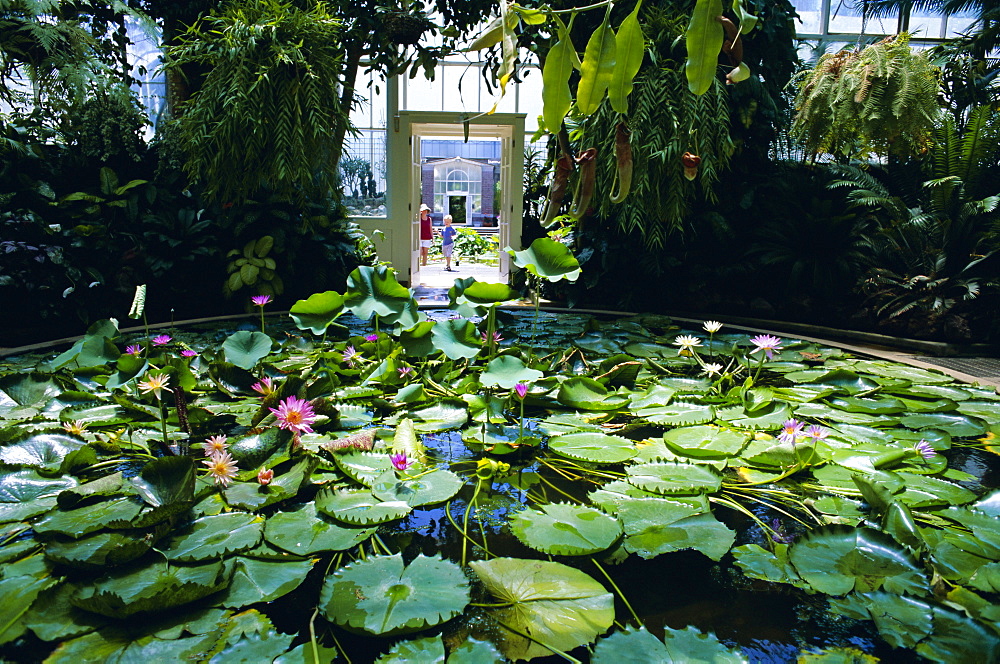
[419,204,433,266]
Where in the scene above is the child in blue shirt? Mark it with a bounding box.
[441,215,457,271]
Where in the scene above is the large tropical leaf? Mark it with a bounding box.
[289,290,345,335]
[507,238,581,282]
[222,331,273,370]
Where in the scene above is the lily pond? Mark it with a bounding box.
[3,266,1000,663]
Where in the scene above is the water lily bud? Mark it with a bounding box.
[257,468,274,486]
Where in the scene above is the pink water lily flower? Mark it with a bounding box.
[152,334,172,346]
[180,349,198,357]
[805,425,828,441]
[913,440,937,460]
[203,435,229,457]
[257,468,274,486]
[203,451,238,487]
[390,452,413,472]
[515,383,528,400]
[777,419,804,444]
[364,333,379,343]
[251,295,273,307]
[125,344,143,356]
[252,377,276,397]
[270,395,317,434]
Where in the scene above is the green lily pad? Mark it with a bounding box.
[217,556,315,610]
[469,557,613,661]
[508,238,581,282]
[44,527,158,569]
[557,377,630,411]
[406,400,469,432]
[548,432,637,464]
[479,355,543,389]
[0,433,87,472]
[289,290,345,335]
[71,560,232,618]
[371,468,463,507]
[900,413,988,437]
[509,503,622,556]
[638,401,717,426]
[0,574,56,645]
[376,635,445,663]
[857,363,954,384]
[334,451,394,487]
[162,512,265,562]
[222,331,274,370]
[626,461,723,494]
[33,497,143,537]
[264,502,376,555]
[662,426,749,459]
[788,526,927,596]
[617,497,735,561]
[431,319,482,360]
[320,553,469,635]
[827,396,906,414]
[717,403,793,429]
[0,469,77,523]
[0,373,62,408]
[592,626,747,664]
[316,488,412,525]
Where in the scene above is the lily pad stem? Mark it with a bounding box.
[445,498,487,563]
[461,480,485,568]
[307,607,321,664]
[491,617,583,663]
[592,558,642,627]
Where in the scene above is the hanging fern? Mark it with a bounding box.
[576,66,734,250]
[792,33,941,161]
[164,0,349,206]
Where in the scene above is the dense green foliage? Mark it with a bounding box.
[164,0,348,204]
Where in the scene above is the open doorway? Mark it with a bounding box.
[391,112,524,290]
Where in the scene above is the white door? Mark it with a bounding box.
[409,134,422,285]
[498,133,514,282]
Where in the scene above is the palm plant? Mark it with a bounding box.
[829,105,1000,334]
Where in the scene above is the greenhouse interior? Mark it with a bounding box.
[2,0,1000,662]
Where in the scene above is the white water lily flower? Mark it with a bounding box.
[703,320,722,333]
[673,335,703,356]
[702,362,724,376]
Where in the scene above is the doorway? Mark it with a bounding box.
[388,111,525,289]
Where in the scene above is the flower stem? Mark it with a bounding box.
[461,480,484,568]
[592,558,642,627]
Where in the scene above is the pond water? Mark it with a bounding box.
[1,306,998,663]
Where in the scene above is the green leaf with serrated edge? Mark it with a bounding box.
[510,503,622,555]
[130,455,194,507]
[548,431,637,464]
[274,642,341,664]
[638,401,715,426]
[608,0,643,113]
[162,512,264,562]
[626,461,722,494]
[732,543,803,587]
[557,376,630,411]
[0,433,87,471]
[319,553,468,635]
[23,582,107,642]
[0,469,76,523]
[44,526,157,569]
[788,526,927,596]
[663,425,748,459]
[289,290,345,334]
[316,488,412,525]
[376,635,445,663]
[265,502,375,555]
[406,400,469,432]
[685,0,723,95]
[0,574,55,645]
[217,556,315,609]
[33,498,143,537]
[448,637,506,663]
[71,560,232,618]
[334,451,394,487]
[470,558,613,661]
[594,625,746,664]
[371,468,462,507]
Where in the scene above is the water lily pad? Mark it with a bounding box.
[827,396,906,414]
[316,488,412,525]
[334,450,394,486]
[638,402,715,426]
[162,512,264,562]
[717,403,793,429]
[0,574,56,645]
[617,497,735,560]
[320,553,469,635]
[33,497,143,537]
[0,469,76,523]
[217,556,315,609]
[626,461,723,494]
[857,363,953,384]
[469,558,613,661]
[0,433,87,472]
[406,400,469,432]
[479,355,543,389]
[509,503,622,556]
[548,432,637,464]
[592,626,747,664]
[71,560,232,618]
[900,413,988,437]
[375,635,445,663]
[431,319,481,360]
[557,377,630,411]
[0,373,62,408]
[345,265,421,328]
[663,426,749,459]
[264,502,376,554]
[371,468,463,507]
[788,526,927,596]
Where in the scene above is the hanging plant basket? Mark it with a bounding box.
[383,12,431,45]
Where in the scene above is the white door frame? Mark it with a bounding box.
[386,111,525,286]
